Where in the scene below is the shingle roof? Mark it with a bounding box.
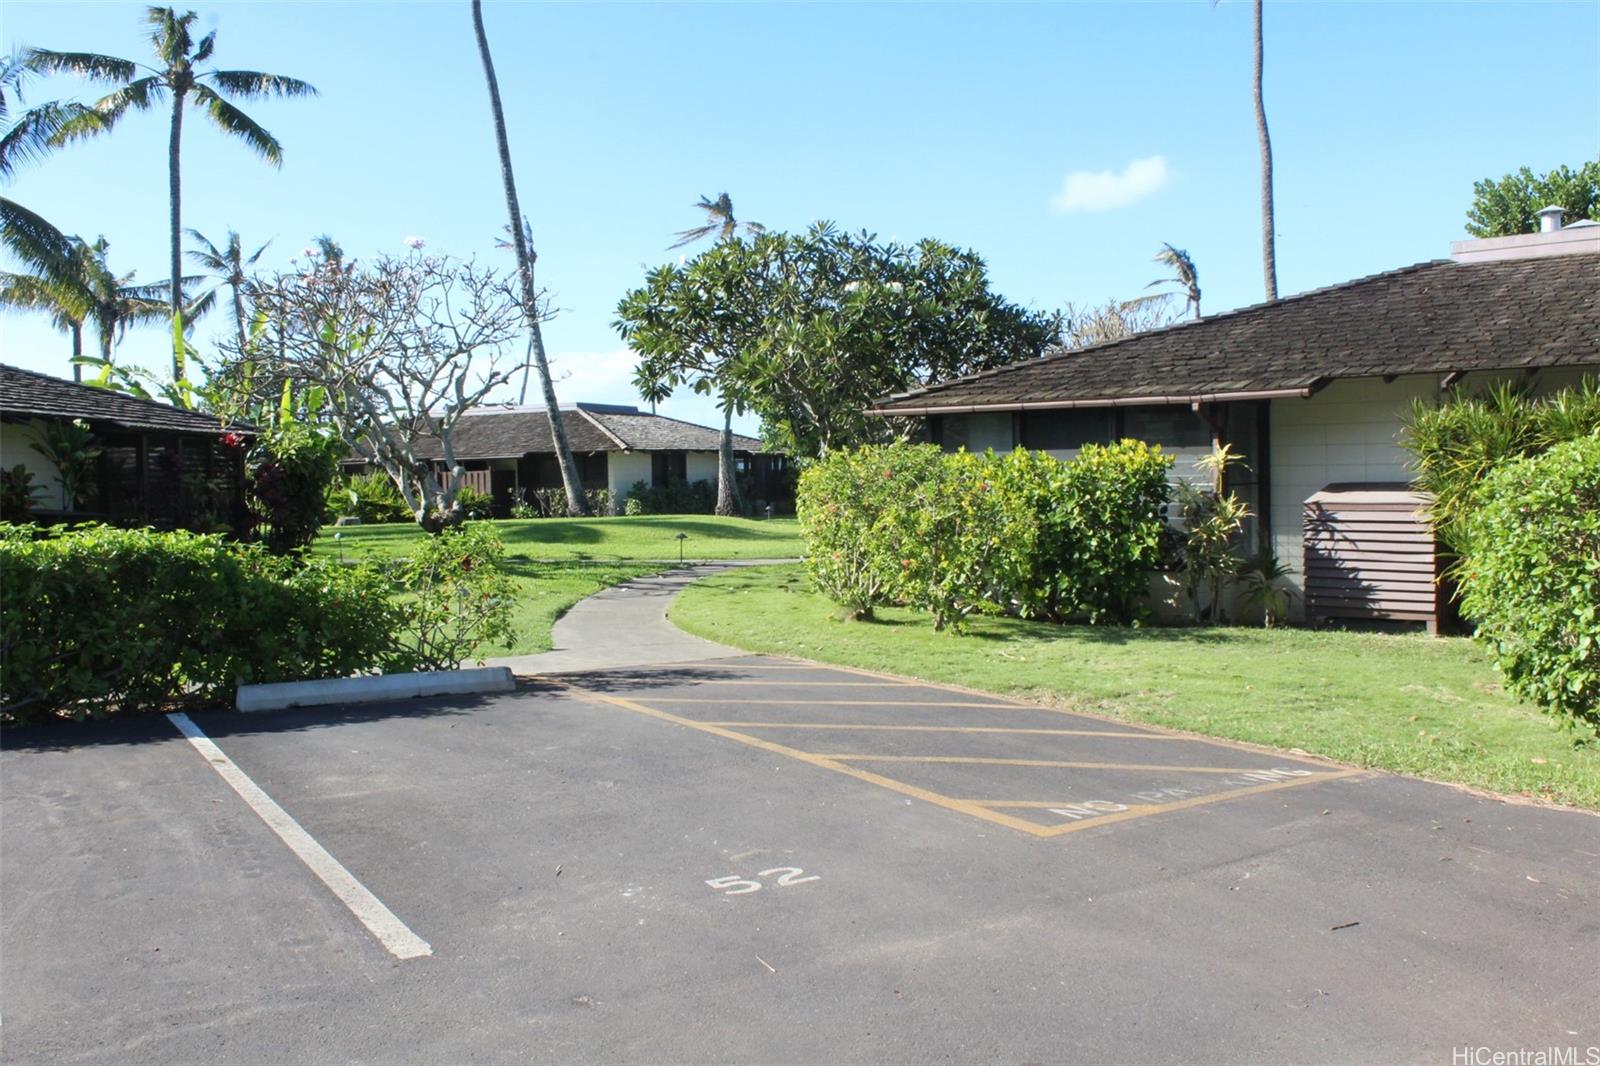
[0,364,239,435]
[406,405,767,461]
[587,409,764,453]
[871,253,1600,414]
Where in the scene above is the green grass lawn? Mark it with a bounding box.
[483,560,660,655]
[312,515,804,563]
[310,515,803,656]
[669,564,1600,810]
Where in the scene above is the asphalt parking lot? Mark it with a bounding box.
[4,654,1597,1064]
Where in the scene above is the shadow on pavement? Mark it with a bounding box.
[0,683,563,753]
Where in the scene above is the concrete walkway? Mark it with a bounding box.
[484,564,756,675]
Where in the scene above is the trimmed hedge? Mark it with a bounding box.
[797,441,1173,630]
[1458,437,1600,733]
[0,524,406,725]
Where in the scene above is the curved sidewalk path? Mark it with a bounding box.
[484,562,775,676]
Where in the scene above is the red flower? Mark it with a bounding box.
[220,431,245,449]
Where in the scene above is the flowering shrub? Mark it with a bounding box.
[395,524,517,670]
[1458,437,1600,733]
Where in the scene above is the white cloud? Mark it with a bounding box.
[1049,155,1171,214]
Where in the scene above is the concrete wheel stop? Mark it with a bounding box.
[236,667,516,713]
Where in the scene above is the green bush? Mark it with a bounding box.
[1403,378,1600,552]
[396,524,517,669]
[1023,441,1172,623]
[455,484,495,520]
[1458,437,1600,733]
[624,478,715,516]
[797,442,943,620]
[879,448,1039,631]
[0,524,405,725]
[327,471,412,525]
[797,441,1172,631]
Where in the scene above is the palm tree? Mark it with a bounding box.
[0,236,207,374]
[1149,243,1201,319]
[27,6,316,382]
[1252,0,1277,300]
[470,0,589,516]
[666,193,765,515]
[187,227,268,353]
[1,52,83,318]
[669,193,765,250]
[0,250,91,374]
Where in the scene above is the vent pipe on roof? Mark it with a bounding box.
[1537,205,1565,233]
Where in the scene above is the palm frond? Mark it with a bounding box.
[23,48,139,83]
[193,31,216,65]
[668,223,717,249]
[147,7,199,68]
[0,196,75,275]
[190,84,282,165]
[206,70,318,99]
[0,99,96,178]
[184,227,225,269]
[91,76,165,119]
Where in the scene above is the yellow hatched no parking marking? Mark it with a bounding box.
[553,665,1363,840]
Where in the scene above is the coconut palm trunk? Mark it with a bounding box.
[167,86,186,379]
[471,0,589,516]
[716,405,741,516]
[1253,0,1277,301]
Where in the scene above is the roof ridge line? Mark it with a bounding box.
[573,406,630,450]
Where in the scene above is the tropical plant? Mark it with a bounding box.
[1149,243,1201,319]
[469,0,587,515]
[670,192,766,249]
[0,464,44,520]
[186,227,269,353]
[1173,445,1253,623]
[28,5,316,382]
[29,417,101,510]
[1465,162,1600,238]
[1401,378,1600,554]
[1237,550,1294,628]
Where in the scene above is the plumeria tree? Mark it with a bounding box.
[228,243,532,532]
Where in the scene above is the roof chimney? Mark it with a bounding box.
[1537,205,1565,232]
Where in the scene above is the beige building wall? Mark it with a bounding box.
[684,450,719,485]
[607,451,653,511]
[1268,367,1599,614]
[0,418,65,509]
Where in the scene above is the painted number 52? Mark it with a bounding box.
[705,867,820,896]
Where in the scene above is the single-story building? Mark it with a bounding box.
[383,402,790,514]
[0,363,251,532]
[870,215,1599,624]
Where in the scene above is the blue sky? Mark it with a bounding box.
[4,0,1597,434]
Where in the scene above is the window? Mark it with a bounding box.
[1020,409,1112,451]
[1121,406,1213,448]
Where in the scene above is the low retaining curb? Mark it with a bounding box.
[237,667,516,713]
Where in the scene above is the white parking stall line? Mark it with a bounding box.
[166,713,432,961]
